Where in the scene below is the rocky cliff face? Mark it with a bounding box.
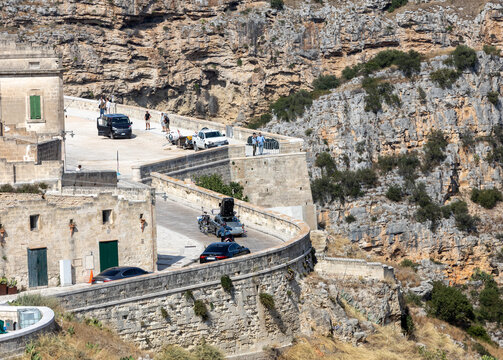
[1,0,501,122]
[265,50,503,284]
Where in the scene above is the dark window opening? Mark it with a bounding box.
[30,215,39,231]
[102,210,112,224]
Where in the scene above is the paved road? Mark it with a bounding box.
[155,196,283,270]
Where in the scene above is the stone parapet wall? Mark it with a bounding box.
[0,159,63,185]
[315,256,396,282]
[0,306,55,358]
[64,96,303,152]
[61,170,117,187]
[36,138,61,162]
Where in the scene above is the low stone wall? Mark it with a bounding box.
[131,145,244,183]
[315,256,396,282]
[0,159,63,185]
[64,96,303,152]
[0,306,55,358]
[53,172,312,355]
[62,170,118,187]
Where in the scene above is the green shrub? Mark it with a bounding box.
[312,75,340,91]
[10,294,62,314]
[440,200,479,233]
[471,188,503,209]
[483,44,501,56]
[247,113,272,129]
[377,155,398,173]
[467,325,492,343]
[259,292,275,310]
[479,285,503,323]
[386,185,403,202]
[430,68,460,89]
[193,300,209,320]
[270,0,284,10]
[0,183,48,194]
[155,345,195,360]
[487,91,499,106]
[387,0,408,13]
[196,174,248,201]
[405,292,423,306]
[184,290,194,301]
[342,63,363,80]
[427,281,474,328]
[355,167,378,187]
[304,128,313,136]
[311,176,342,204]
[345,214,356,223]
[423,130,448,168]
[400,259,419,271]
[411,183,443,230]
[451,45,478,71]
[160,307,169,320]
[397,153,420,181]
[460,129,475,148]
[220,275,233,292]
[362,77,400,113]
[270,90,313,122]
[193,340,225,360]
[417,86,427,102]
[315,152,337,176]
[236,58,243,66]
[472,342,492,357]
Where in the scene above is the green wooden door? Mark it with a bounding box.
[99,241,118,272]
[29,95,41,119]
[27,248,48,287]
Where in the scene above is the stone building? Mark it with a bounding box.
[0,189,156,289]
[0,43,65,185]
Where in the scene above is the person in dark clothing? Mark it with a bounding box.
[145,111,151,130]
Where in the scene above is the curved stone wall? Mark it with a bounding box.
[0,306,55,358]
[53,172,312,354]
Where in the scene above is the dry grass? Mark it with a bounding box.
[280,313,476,360]
[22,316,148,360]
[393,265,421,287]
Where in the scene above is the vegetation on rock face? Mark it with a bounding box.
[259,292,275,310]
[387,0,408,13]
[193,299,209,320]
[220,275,233,292]
[311,152,378,205]
[270,0,284,10]
[195,174,248,201]
[362,77,401,113]
[247,113,272,130]
[451,45,478,71]
[487,91,499,106]
[156,342,224,360]
[427,281,475,328]
[386,185,403,202]
[430,68,460,89]
[422,130,448,170]
[483,44,501,57]
[270,90,313,121]
[471,188,503,209]
[312,74,341,91]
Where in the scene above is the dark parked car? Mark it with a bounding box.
[92,266,149,284]
[199,242,251,263]
[97,114,133,139]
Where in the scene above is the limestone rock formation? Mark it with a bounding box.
[0,0,501,122]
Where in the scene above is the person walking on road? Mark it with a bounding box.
[144,111,151,130]
[161,113,166,132]
[257,132,265,155]
[105,97,111,114]
[252,132,257,156]
[164,113,170,132]
[99,96,105,117]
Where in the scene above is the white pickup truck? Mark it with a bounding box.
[193,128,229,151]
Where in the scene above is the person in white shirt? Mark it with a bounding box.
[105,98,111,114]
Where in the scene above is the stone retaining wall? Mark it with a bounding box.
[53,172,312,355]
[315,256,396,281]
[61,170,118,187]
[0,159,63,185]
[0,306,55,358]
[36,138,62,162]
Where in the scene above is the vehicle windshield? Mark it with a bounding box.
[205,131,222,138]
[206,243,229,251]
[99,269,120,276]
[112,117,130,125]
[227,222,241,228]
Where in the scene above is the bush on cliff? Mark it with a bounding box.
[259,292,275,310]
[423,130,448,169]
[270,90,313,122]
[362,77,401,113]
[312,74,340,91]
[430,68,460,89]
[451,45,478,71]
[386,185,403,202]
[483,45,501,56]
[270,0,284,10]
[471,188,503,209]
[387,0,408,13]
[427,281,474,328]
[193,299,209,320]
[487,91,499,106]
[247,113,272,129]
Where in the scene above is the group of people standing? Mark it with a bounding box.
[98,96,114,117]
[251,132,265,156]
[143,111,170,132]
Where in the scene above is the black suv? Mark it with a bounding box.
[97,114,132,139]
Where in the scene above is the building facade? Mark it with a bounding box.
[0,190,157,289]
